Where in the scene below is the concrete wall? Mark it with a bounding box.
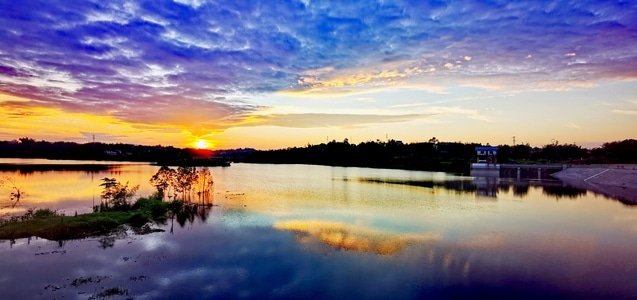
[552,165,637,204]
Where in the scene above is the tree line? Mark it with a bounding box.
[0,137,191,162]
[2,137,635,175]
[231,138,637,174]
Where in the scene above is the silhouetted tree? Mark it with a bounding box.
[196,167,213,205]
[149,166,177,200]
[149,166,212,203]
[175,166,199,202]
[539,142,586,163]
[497,145,511,163]
[99,178,139,210]
[511,144,531,161]
[591,139,637,163]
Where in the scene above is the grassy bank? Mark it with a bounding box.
[0,197,179,241]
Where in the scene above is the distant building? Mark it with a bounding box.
[475,146,498,164]
[104,150,121,156]
[471,146,500,184]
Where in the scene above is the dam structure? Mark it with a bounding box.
[470,146,564,180]
[469,146,637,203]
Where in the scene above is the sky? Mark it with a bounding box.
[1,0,636,150]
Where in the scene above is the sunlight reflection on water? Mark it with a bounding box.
[0,161,636,299]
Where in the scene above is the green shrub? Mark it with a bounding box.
[132,196,168,219]
[32,208,58,219]
[167,200,183,215]
[127,212,151,227]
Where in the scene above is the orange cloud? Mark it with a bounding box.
[0,104,197,146]
[282,60,434,96]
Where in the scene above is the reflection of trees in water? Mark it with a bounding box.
[196,205,210,222]
[542,185,587,199]
[176,206,195,227]
[555,179,637,206]
[0,164,114,175]
[498,185,511,194]
[361,179,477,193]
[512,184,529,197]
[0,176,25,209]
[98,235,116,249]
[363,177,591,201]
[171,204,212,232]
[504,182,588,199]
[441,180,477,193]
[97,226,128,249]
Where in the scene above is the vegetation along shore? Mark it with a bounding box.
[0,166,214,241]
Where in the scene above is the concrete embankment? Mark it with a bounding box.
[552,165,637,203]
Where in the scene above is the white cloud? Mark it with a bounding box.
[0,61,82,93]
[173,0,207,9]
[424,106,492,122]
[115,64,183,88]
[611,109,637,116]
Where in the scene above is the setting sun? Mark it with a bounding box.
[194,139,210,149]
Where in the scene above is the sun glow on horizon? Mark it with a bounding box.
[1,2,636,150]
[193,139,212,149]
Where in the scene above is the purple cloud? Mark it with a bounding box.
[1,0,636,132]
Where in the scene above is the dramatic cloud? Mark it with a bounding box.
[1,0,636,144]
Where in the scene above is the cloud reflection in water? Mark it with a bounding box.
[274,219,441,255]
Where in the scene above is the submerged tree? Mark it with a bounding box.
[98,178,139,211]
[149,166,177,200]
[0,176,24,209]
[175,166,199,202]
[149,166,212,203]
[196,167,214,205]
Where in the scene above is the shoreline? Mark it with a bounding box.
[552,165,637,204]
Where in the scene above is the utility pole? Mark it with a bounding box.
[512,136,516,145]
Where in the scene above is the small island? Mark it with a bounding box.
[0,198,172,240]
[0,166,214,241]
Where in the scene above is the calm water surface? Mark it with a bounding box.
[0,160,636,299]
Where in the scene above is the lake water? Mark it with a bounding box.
[0,159,636,299]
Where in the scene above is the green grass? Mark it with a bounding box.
[0,198,179,241]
